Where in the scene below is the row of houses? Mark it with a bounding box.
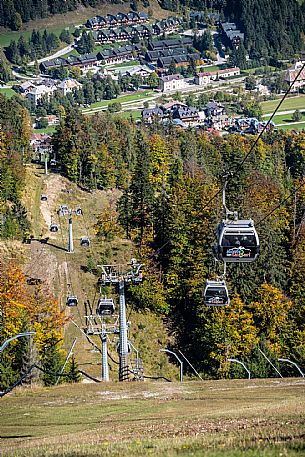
[86,11,148,29]
[40,45,141,74]
[221,22,244,48]
[142,101,275,133]
[93,25,153,43]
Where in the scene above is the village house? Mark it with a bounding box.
[159,74,185,92]
[57,79,82,96]
[142,107,164,122]
[148,37,193,51]
[285,61,305,91]
[93,25,153,44]
[205,100,225,117]
[157,53,203,69]
[86,11,148,29]
[172,105,200,126]
[234,118,275,134]
[152,16,181,35]
[26,83,57,106]
[195,67,240,85]
[221,22,244,48]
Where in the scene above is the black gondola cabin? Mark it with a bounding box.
[216,219,259,262]
[66,295,78,306]
[96,298,115,315]
[80,236,90,247]
[204,280,230,306]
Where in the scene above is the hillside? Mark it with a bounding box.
[0,378,304,456]
[20,164,177,380]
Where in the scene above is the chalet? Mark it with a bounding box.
[285,61,305,91]
[159,74,185,92]
[148,37,193,51]
[86,11,148,29]
[162,101,187,111]
[153,16,181,35]
[57,79,82,96]
[234,118,275,134]
[142,107,164,122]
[221,22,244,48]
[157,53,202,69]
[205,100,224,117]
[190,11,220,26]
[172,106,200,126]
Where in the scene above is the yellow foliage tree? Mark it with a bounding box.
[251,283,292,354]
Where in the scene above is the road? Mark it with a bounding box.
[28,44,75,66]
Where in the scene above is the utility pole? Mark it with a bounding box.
[118,279,129,381]
[68,211,74,253]
[44,154,48,175]
[98,259,143,382]
[101,330,109,381]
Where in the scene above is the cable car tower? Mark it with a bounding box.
[98,259,143,381]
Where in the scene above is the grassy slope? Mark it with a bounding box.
[0,379,304,456]
[0,1,171,48]
[21,165,175,380]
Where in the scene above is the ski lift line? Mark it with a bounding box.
[199,61,305,215]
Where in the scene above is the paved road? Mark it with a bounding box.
[28,44,74,66]
[262,109,305,117]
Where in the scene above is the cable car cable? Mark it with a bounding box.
[257,179,305,227]
[199,61,305,214]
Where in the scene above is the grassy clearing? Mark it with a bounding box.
[0,26,75,48]
[119,109,142,120]
[261,95,305,115]
[0,379,304,456]
[277,122,305,131]
[0,88,15,98]
[33,126,57,134]
[107,59,140,69]
[82,91,153,111]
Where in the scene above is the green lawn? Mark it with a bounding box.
[33,126,57,134]
[198,64,224,73]
[0,379,304,457]
[119,109,142,120]
[0,88,16,98]
[261,95,305,115]
[82,91,153,111]
[107,59,140,69]
[0,25,75,48]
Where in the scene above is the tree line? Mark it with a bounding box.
[51,106,305,377]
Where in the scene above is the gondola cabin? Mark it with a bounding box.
[80,236,90,247]
[66,295,78,307]
[50,159,57,166]
[41,194,48,201]
[216,219,259,262]
[96,298,115,315]
[50,223,58,232]
[75,207,82,216]
[204,280,230,306]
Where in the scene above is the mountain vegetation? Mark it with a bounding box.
[1,91,305,388]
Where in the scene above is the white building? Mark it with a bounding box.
[285,61,305,91]
[159,74,185,92]
[195,67,240,85]
[57,79,82,96]
[26,84,57,106]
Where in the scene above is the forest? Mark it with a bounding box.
[1,91,305,388]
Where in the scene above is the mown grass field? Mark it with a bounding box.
[0,378,304,457]
[261,95,305,115]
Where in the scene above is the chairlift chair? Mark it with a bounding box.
[50,223,58,233]
[96,298,115,316]
[75,207,82,216]
[50,159,57,166]
[80,236,90,247]
[66,295,78,307]
[203,280,230,307]
[40,194,48,201]
[215,219,259,263]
